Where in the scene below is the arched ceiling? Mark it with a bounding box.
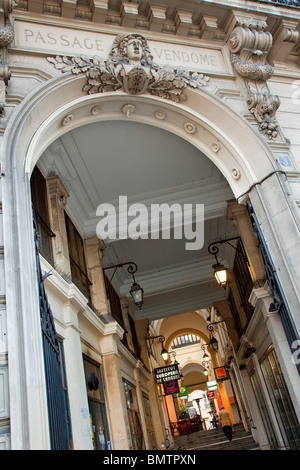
[39,119,238,321]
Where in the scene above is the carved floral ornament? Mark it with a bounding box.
[228,23,280,139]
[47,33,210,103]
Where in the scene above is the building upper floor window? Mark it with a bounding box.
[65,212,92,299]
[30,166,55,265]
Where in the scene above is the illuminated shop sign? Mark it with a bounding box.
[207,380,218,391]
[214,366,229,382]
[154,364,181,384]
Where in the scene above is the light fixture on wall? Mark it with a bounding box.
[207,320,231,354]
[103,261,144,309]
[146,335,170,363]
[208,236,249,288]
[201,344,210,362]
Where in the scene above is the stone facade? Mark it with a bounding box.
[0,0,300,451]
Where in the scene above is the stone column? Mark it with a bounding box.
[61,302,93,450]
[133,361,151,450]
[133,319,166,448]
[83,236,110,315]
[46,175,71,277]
[100,324,132,450]
[227,202,265,282]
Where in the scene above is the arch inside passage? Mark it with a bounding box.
[3,77,277,325]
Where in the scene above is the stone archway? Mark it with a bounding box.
[2,70,299,449]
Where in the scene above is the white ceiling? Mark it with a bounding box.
[40,120,238,320]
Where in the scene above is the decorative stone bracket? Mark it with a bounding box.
[0,0,14,117]
[228,19,280,139]
[47,32,210,103]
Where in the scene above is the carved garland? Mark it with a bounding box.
[0,0,14,117]
[47,33,210,103]
[228,23,280,139]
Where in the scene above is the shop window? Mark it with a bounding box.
[65,213,92,299]
[104,275,129,348]
[30,166,54,265]
[143,394,156,449]
[260,346,300,450]
[123,379,144,450]
[83,356,111,450]
[250,369,279,449]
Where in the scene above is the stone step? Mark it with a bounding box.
[173,424,260,451]
[176,435,259,451]
[174,424,245,443]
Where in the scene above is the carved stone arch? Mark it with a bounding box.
[13,72,277,197]
[2,71,296,449]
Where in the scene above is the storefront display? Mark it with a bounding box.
[123,379,144,450]
[83,357,110,450]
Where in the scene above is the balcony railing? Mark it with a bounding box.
[254,0,300,8]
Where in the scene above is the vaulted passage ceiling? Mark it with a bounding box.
[39,119,238,320]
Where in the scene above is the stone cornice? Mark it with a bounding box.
[10,0,300,42]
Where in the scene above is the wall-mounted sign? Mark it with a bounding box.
[163,380,180,396]
[214,366,229,382]
[13,20,228,75]
[207,391,216,400]
[154,364,181,384]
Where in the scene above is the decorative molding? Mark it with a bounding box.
[183,122,197,134]
[228,20,280,139]
[122,103,135,117]
[47,32,210,103]
[154,109,166,120]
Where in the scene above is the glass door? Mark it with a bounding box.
[250,370,278,449]
[260,346,300,450]
[123,379,144,450]
[83,357,111,450]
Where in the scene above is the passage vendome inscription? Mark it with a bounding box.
[13,20,226,73]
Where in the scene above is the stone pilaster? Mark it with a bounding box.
[84,236,110,316]
[133,361,152,450]
[46,175,71,277]
[100,324,131,450]
[227,201,265,283]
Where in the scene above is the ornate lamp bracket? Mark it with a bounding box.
[228,17,280,139]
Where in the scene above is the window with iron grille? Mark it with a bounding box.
[228,289,243,337]
[30,166,55,265]
[128,314,141,359]
[104,275,128,348]
[232,240,254,321]
[65,213,92,299]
